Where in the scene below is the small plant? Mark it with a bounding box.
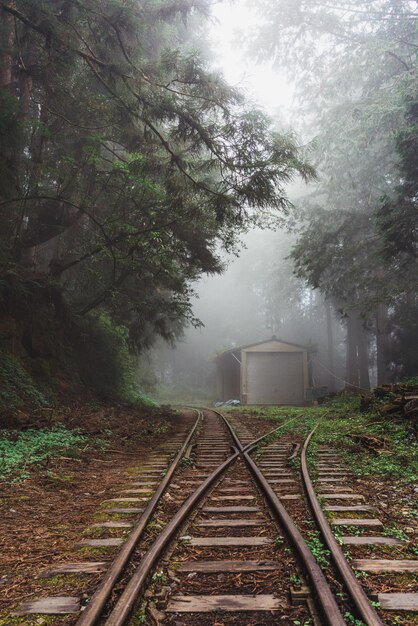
[290,574,301,585]
[131,607,147,624]
[382,526,408,541]
[180,457,194,468]
[152,570,167,584]
[274,535,284,547]
[288,456,301,470]
[0,427,88,483]
[306,531,330,568]
[147,520,165,532]
[344,612,366,626]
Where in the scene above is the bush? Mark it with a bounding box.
[75,313,155,405]
[0,352,49,410]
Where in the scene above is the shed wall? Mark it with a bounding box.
[245,351,305,404]
[216,355,240,401]
[216,340,310,405]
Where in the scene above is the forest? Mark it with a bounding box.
[1,4,418,626]
[0,0,416,408]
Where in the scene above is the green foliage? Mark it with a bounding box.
[0,352,49,410]
[344,612,366,626]
[131,608,147,625]
[76,313,156,405]
[179,456,194,467]
[382,526,408,542]
[151,570,168,584]
[0,0,313,363]
[250,0,417,379]
[305,531,330,568]
[0,427,88,482]
[239,393,418,483]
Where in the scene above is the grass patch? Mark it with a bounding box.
[0,427,89,482]
[305,530,331,567]
[229,395,418,483]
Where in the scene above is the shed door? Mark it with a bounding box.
[246,352,304,405]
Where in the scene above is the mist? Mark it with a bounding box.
[1,0,415,408]
[146,227,347,404]
[140,0,417,403]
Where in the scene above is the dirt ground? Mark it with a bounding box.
[0,405,194,619]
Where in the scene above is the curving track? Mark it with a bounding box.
[13,407,407,626]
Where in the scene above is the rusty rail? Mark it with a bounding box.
[101,412,300,625]
[75,410,202,626]
[219,411,347,626]
[103,452,241,625]
[301,425,383,626]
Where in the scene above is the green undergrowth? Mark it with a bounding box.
[0,352,50,410]
[228,394,418,483]
[152,382,214,406]
[0,427,89,482]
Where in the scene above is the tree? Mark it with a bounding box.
[0,0,313,352]
[249,0,418,382]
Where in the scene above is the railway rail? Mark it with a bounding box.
[11,408,416,626]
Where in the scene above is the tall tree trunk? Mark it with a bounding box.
[0,2,14,89]
[376,303,390,385]
[356,314,370,389]
[325,300,336,391]
[346,313,359,387]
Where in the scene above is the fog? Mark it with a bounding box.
[1,0,415,412]
[147,227,347,403]
[141,0,416,402]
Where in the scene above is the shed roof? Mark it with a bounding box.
[215,337,312,360]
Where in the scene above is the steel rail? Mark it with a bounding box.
[103,449,241,625]
[217,409,347,626]
[301,425,383,626]
[187,406,301,454]
[75,411,202,626]
[102,411,300,626]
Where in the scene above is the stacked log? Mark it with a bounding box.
[360,382,418,435]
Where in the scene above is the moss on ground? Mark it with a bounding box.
[0,614,73,626]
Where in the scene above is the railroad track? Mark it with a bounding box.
[11,408,415,625]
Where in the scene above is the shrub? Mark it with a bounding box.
[0,352,49,410]
[75,313,155,405]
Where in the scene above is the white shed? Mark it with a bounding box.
[215,338,311,405]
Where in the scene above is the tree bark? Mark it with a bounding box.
[325,300,336,391]
[376,303,390,385]
[0,2,14,88]
[346,313,359,387]
[356,313,370,389]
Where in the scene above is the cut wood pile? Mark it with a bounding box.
[360,381,418,434]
